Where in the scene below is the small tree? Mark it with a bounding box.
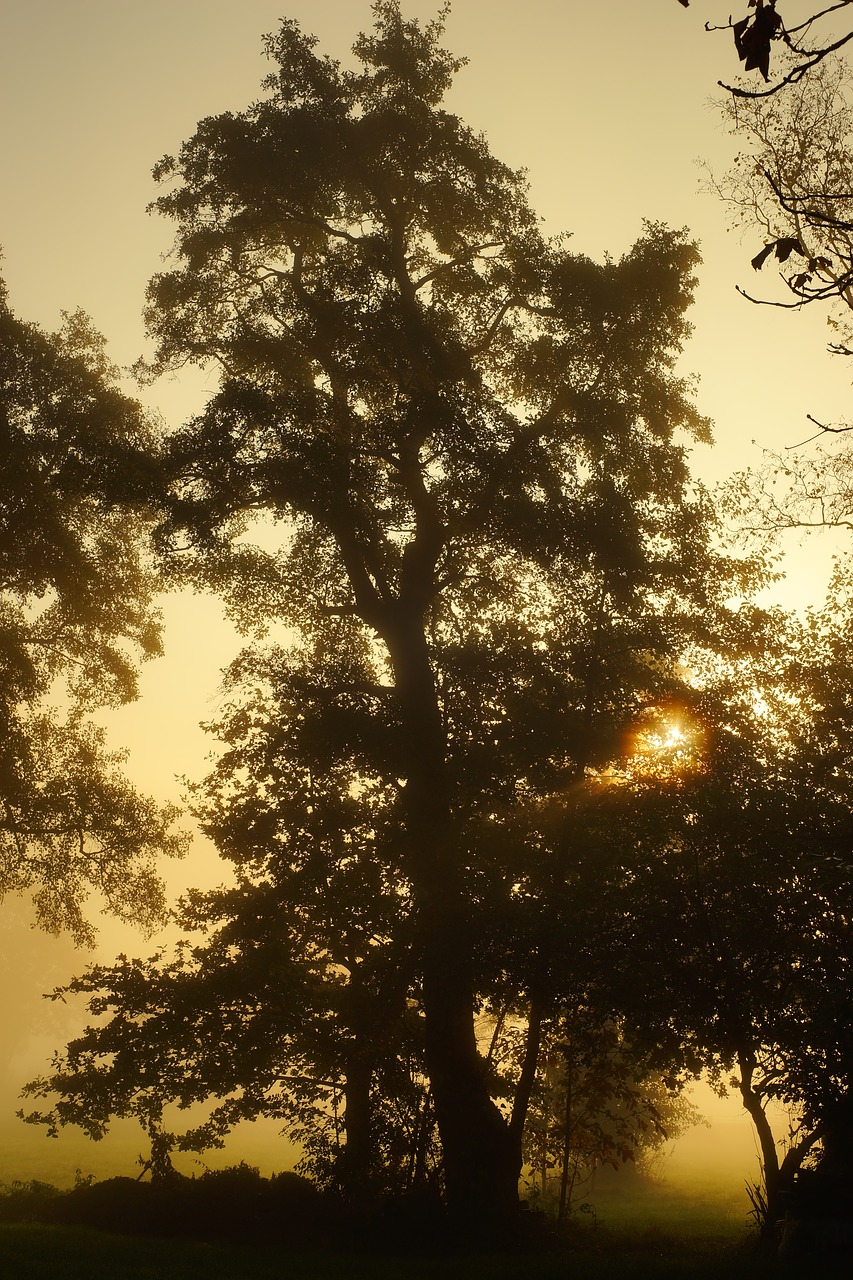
[494,1013,699,1219]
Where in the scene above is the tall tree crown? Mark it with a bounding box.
[144,3,714,665]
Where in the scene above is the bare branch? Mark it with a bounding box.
[721,31,853,99]
[734,284,809,307]
[785,1,853,39]
[413,241,503,292]
[785,413,853,449]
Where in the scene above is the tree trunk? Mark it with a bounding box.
[338,1052,374,1198]
[558,1049,574,1223]
[384,610,519,1226]
[509,1001,543,1180]
[736,1046,792,1235]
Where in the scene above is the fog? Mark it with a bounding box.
[2,892,762,1214]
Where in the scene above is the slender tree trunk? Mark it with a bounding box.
[735,1046,803,1236]
[407,1086,432,1190]
[737,1058,779,1205]
[558,1049,574,1222]
[509,1001,543,1176]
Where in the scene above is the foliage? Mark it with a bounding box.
[22,2,818,1229]
[694,15,853,531]
[494,1014,700,1219]
[709,56,853,342]
[0,274,187,942]
[698,43,853,554]
[119,0,729,1217]
[588,596,853,1221]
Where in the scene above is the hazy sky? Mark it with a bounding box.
[1,0,846,1187]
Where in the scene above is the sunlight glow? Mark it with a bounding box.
[625,710,703,780]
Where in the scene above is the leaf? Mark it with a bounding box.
[773,237,805,263]
[734,4,783,81]
[751,237,805,270]
[733,18,751,61]
[751,243,777,271]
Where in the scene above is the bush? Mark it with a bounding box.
[29,1166,324,1242]
[0,1180,61,1224]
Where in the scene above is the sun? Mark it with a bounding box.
[662,723,685,749]
[625,709,702,777]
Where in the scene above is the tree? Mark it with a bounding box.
[20,636,430,1198]
[494,1012,699,1220]
[0,272,187,942]
[21,549,722,1206]
[698,31,853,525]
[707,56,853,343]
[591,597,853,1232]
[30,1,724,1222]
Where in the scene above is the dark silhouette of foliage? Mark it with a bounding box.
[121,0,722,1224]
[494,1014,700,1221]
[1,1166,322,1243]
[22,3,785,1230]
[586,597,853,1236]
[0,272,186,942]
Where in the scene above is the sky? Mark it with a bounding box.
[1,0,848,1190]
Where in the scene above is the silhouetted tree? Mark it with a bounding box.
[126,0,723,1223]
[493,1011,699,1220]
[698,29,853,529]
[20,1,755,1224]
[594,595,853,1231]
[707,56,853,345]
[0,273,186,943]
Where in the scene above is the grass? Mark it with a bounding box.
[1,1174,850,1279]
[2,1219,850,1280]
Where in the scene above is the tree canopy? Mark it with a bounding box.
[24,0,736,1223]
[16,3,853,1242]
[0,274,186,942]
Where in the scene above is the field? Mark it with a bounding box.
[0,1219,845,1280]
[1,1182,849,1280]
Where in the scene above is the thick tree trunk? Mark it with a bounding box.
[420,926,520,1223]
[338,1052,374,1197]
[384,611,520,1226]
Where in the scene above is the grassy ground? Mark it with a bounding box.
[1,1175,850,1279]
[1,1219,849,1280]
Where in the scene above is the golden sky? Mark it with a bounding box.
[1,0,848,1188]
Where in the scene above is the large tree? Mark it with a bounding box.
[0,274,186,943]
[66,1,724,1220]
